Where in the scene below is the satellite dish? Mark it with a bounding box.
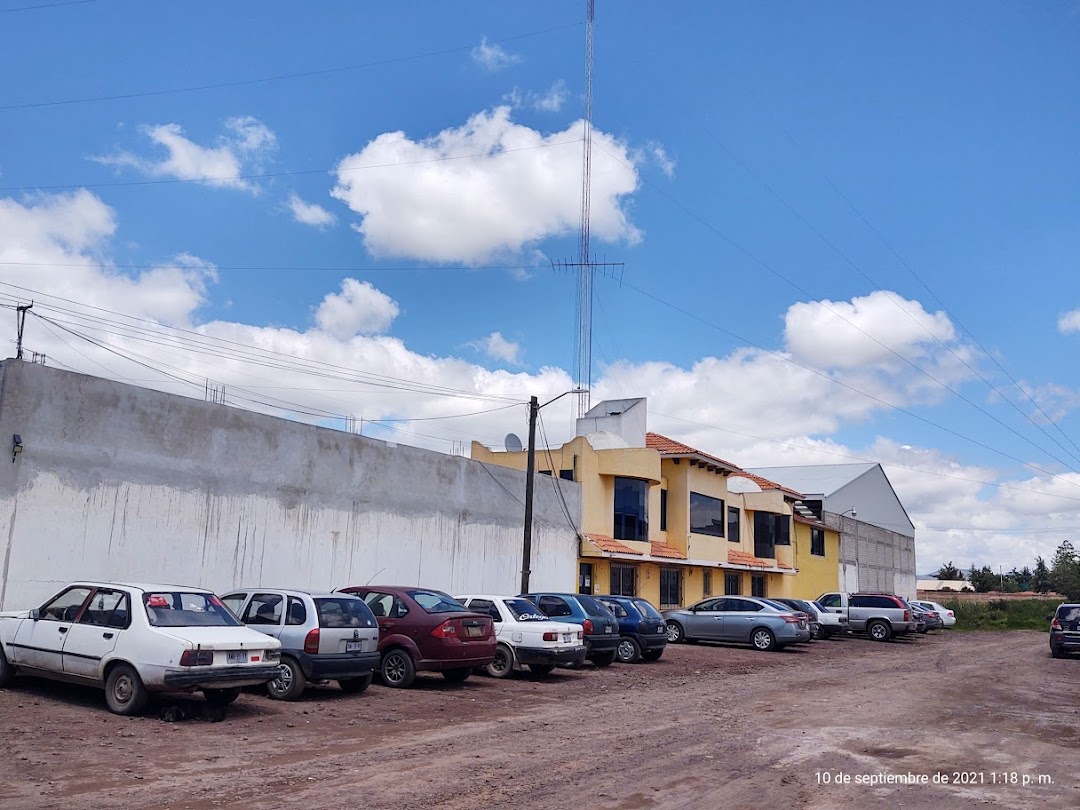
[504,433,523,452]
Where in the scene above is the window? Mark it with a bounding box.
[144,592,241,627]
[79,589,130,629]
[578,595,615,618]
[610,564,636,596]
[818,593,841,608]
[286,596,308,626]
[361,591,408,619]
[851,595,899,609]
[659,569,682,610]
[660,489,668,531]
[727,506,740,543]
[408,590,465,614]
[600,598,628,619]
[538,595,573,617]
[690,492,725,537]
[464,598,500,622]
[314,598,377,628]
[773,515,791,546]
[728,597,763,612]
[503,599,547,621]
[39,587,92,622]
[220,593,247,617]
[632,599,663,620]
[724,573,741,595]
[578,562,594,595]
[702,569,713,596]
[750,574,766,598]
[559,469,575,481]
[613,477,649,541]
[811,527,825,557]
[244,593,284,625]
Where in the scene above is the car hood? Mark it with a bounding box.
[153,626,282,649]
[0,610,30,620]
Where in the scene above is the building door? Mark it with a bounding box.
[751,574,766,598]
[660,569,682,610]
[579,563,594,595]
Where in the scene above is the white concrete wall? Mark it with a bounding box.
[0,362,581,609]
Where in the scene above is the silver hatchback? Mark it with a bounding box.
[222,589,381,700]
[663,596,811,651]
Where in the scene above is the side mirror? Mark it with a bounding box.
[29,608,40,620]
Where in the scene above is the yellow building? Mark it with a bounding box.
[471,398,840,608]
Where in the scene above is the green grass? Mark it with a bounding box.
[938,598,1061,631]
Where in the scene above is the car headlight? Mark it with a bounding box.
[264,649,281,663]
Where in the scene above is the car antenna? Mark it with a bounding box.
[364,568,386,586]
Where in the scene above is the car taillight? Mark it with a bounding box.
[304,628,320,654]
[1051,618,1062,630]
[431,620,457,638]
[904,610,911,621]
[581,619,593,636]
[543,631,557,641]
[576,630,583,640]
[179,649,213,666]
[780,614,801,624]
[948,611,954,617]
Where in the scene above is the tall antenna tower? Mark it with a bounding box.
[574,0,596,418]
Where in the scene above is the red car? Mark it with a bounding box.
[339,586,495,688]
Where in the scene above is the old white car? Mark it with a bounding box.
[0,582,282,715]
[455,594,587,678]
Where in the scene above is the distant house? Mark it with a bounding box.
[917,579,973,592]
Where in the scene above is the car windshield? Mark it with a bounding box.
[812,601,829,612]
[315,597,377,628]
[408,590,465,614]
[503,599,548,621]
[576,595,614,618]
[761,599,791,611]
[143,591,241,627]
[632,599,663,620]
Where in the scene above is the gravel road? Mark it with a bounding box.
[1,631,1077,809]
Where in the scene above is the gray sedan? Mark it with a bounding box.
[663,596,811,651]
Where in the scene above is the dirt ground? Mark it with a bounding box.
[1,631,1077,810]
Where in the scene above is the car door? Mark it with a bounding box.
[11,585,93,672]
[361,591,407,650]
[720,598,761,642]
[684,598,725,640]
[61,587,128,681]
[241,592,286,640]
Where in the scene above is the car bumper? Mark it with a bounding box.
[162,664,281,689]
[780,628,812,644]
[636,633,668,652]
[514,645,588,667]
[293,651,381,680]
[585,635,620,655]
[1050,633,1080,652]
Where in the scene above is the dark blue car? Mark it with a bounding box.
[519,593,621,667]
[596,595,668,663]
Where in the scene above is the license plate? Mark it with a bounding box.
[226,651,247,664]
[562,633,572,642]
[346,641,362,652]
[604,626,613,633]
[466,625,483,638]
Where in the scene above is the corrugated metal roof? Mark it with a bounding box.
[745,463,877,498]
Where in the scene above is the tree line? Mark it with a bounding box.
[934,540,1080,600]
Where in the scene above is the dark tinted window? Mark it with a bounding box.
[810,527,825,556]
[614,477,649,541]
[851,595,898,609]
[600,598,628,619]
[727,598,762,612]
[559,469,574,481]
[408,590,464,614]
[690,492,725,537]
[693,598,724,611]
[538,595,572,617]
[818,593,841,608]
[660,488,668,531]
[315,597,376,628]
[727,507,740,543]
[632,599,663,620]
[286,596,307,626]
[724,573,741,595]
[464,598,500,623]
[610,564,636,596]
[660,569,682,610]
[577,595,614,619]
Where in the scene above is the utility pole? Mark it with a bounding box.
[521,396,539,594]
[15,303,32,360]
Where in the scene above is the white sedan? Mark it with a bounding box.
[910,599,956,627]
[0,582,282,715]
[455,594,587,678]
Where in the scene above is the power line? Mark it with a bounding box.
[0,260,547,274]
[0,139,581,193]
[0,0,94,13]
[0,20,583,111]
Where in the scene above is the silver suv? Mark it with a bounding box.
[816,592,916,641]
[222,589,381,700]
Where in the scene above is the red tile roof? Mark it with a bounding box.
[650,540,687,560]
[777,561,794,570]
[583,533,643,556]
[727,549,773,568]
[728,471,803,498]
[645,433,741,472]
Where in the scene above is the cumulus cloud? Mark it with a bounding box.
[471,36,521,71]
[331,106,641,263]
[505,80,569,112]
[314,279,399,338]
[287,193,336,228]
[1058,308,1080,334]
[469,331,521,364]
[92,116,277,192]
[649,142,676,177]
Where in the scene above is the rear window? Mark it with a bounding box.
[144,592,241,627]
[632,599,663,620]
[577,595,614,618]
[1057,605,1080,621]
[315,597,376,628]
[408,590,465,614]
[503,599,547,621]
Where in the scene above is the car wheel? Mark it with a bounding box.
[616,637,642,664]
[810,625,822,640]
[751,628,776,652]
[527,664,556,675]
[338,673,373,694]
[1051,645,1064,659]
[590,650,617,668]
[105,664,150,716]
[266,656,307,701]
[203,687,241,706]
[868,620,892,642]
[380,649,416,688]
[442,667,472,683]
[0,647,15,688]
[642,649,664,662]
[485,644,515,679]
[666,621,685,643]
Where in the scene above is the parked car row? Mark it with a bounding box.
[0,582,953,716]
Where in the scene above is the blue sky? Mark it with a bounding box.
[2,0,1080,571]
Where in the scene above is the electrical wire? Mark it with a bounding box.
[0,260,547,274]
[0,0,93,13]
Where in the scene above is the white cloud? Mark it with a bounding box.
[649,142,676,177]
[331,106,641,263]
[287,193,336,228]
[314,278,399,338]
[470,331,521,364]
[471,36,521,71]
[92,116,277,192]
[504,80,570,113]
[1058,308,1080,334]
